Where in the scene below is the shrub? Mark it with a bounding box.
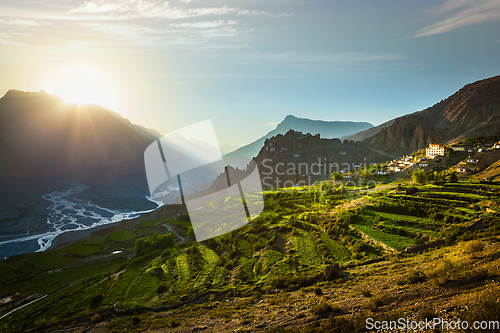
[419,307,437,320]
[177,213,191,222]
[311,301,332,315]
[461,240,485,257]
[90,293,103,308]
[166,318,179,328]
[360,288,372,297]
[314,287,322,296]
[156,282,168,294]
[460,285,500,332]
[131,316,141,325]
[91,314,101,324]
[134,233,176,256]
[428,259,455,285]
[397,270,427,285]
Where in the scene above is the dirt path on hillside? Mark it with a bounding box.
[162,223,186,243]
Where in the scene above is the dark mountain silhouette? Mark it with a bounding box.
[357,75,500,152]
[0,90,160,217]
[225,115,373,159]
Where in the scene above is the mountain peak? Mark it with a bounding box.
[2,89,50,99]
[283,114,299,121]
[225,115,373,159]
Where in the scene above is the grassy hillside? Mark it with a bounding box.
[1,181,500,332]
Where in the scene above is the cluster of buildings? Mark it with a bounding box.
[388,155,428,172]
[455,157,480,173]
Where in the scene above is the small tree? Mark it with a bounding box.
[187,227,195,238]
[412,169,427,184]
[331,172,342,181]
[449,171,458,183]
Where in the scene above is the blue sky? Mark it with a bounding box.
[1,0,499,149]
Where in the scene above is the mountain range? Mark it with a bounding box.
[224,115,373,159]
[2,74,500,247]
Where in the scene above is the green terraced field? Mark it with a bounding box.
[364,209,440,225]
[292,229,323,268]
[353,224,415,251]
[194,245,220,289]
[2,181,499,332]
[317,232,351,263]
[174,252,192,292]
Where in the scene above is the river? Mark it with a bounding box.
[0,185,164,259]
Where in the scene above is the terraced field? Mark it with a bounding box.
[2,181,500,332]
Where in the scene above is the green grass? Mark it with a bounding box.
[60,242,101,256]
[108,230,136,242]
[137,228,154,235]
[137,219,166,227]
[24,253,81,270]
[262,250,284,273]
[0,258,126,297]
[168,220,192,228]
[239,257,258,281]
[235,238,254,258]
[83,236,106,245]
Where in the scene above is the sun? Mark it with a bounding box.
[44,65,120,110]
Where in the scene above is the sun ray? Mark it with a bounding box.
[43,65,120,111]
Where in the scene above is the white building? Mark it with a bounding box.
[426,143,445,158]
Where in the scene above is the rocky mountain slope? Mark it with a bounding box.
[361,75,500,152]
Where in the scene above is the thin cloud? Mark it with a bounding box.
[170,20,238,29]
[0,19,52,26]
[82,21,241,44]
[237,9,292,17]
[83,22,163,37]
[0,32,32,46]
[249,51,403,63]
[68,0,290,20]
[415,0,500,37]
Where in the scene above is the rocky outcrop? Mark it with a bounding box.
[323,264,343,280]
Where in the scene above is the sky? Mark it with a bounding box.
[1,0,500,150]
